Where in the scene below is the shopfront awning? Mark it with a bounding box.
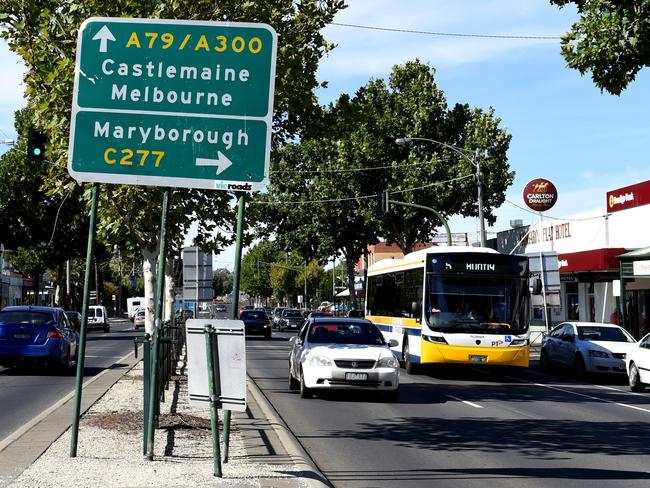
[558,248,627,273]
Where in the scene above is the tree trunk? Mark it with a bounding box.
[164,256,174,322]
[345,256,357,310]
[142,244,158,335]
[55,261,64,307]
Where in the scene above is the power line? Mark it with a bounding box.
[504,198,607,222]
[254,174,473,205]
[329,22,561,40]
[270,154,456,174]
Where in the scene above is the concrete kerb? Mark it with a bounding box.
[245,375,332,488]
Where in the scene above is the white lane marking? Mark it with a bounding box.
[507,376,650,414]
[447,394,483,409]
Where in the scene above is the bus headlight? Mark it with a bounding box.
[509,338,528,346]
[423,335,447,344]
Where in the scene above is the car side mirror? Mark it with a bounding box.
[289,336,299,345]
[387,339,398,348]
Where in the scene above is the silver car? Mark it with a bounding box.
[289,318,400,401]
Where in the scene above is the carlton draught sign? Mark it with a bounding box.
[523,178,557,212]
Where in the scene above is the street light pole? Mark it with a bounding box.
[475,149,486,248]
[395,137,487,247]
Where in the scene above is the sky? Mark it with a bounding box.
[2,1,650,270]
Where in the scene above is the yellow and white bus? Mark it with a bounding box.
[365,246,530,373]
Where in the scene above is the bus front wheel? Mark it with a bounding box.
[402,337,419,375]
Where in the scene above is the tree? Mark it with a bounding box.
[551,0,650,95]
[256,61,513,306]
[240,241,282,301]
[0,0,345,329]
[0,108,88,304]
[212,268,233,298]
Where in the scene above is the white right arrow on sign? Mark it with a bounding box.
[196,151,233,176]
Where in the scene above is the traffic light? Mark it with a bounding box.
[27,127,46,162]
[376,191,390,218]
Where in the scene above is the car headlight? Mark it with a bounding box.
[376,356,399,368]
[588,350,610,358]
[308,355,332,366]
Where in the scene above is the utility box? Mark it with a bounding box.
[185,319,246,412]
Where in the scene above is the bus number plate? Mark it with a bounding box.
[469,355,487,363]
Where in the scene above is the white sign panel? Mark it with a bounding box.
[633,260,650,277]
[185,319,246,411]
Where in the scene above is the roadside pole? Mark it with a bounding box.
[386,194,453,246]
[204,324,223,477]
[146,188,173,461]
[224,192,247,463]
[70,183,100,457]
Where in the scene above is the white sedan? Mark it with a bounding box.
[540,322,636,377]
[289,317,400,401]
[625,332,650,391]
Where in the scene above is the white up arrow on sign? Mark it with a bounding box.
[195,152,233,176]
[92,25,116,53]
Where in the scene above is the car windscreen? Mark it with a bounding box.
[241,311,267,320]
[578,326,634,342]
[0,311,55,325]
[283,310,302,318]
[308,322,385,345]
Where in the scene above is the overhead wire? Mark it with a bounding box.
[329,22,562,40]
[254,174,474,205]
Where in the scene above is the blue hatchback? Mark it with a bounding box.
[0,306,79,371]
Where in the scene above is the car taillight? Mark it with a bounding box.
[47,329,64,339]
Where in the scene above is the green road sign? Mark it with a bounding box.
[68,17,277,191]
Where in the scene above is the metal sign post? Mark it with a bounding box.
[204,324,222,477]
[185,319,246,475]
[70,183,100,457]
[224,192,246,462]
[146,188,173,461]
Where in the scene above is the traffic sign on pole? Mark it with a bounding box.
[68,18,277,191]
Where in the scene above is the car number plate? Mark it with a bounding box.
[469,355,488,363]
[345,372,368,381]
[14,333,31,339]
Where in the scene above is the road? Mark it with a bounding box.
[0,317,140,441]
[247,331,650,488]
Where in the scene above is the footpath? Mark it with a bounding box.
[0,345,329,488]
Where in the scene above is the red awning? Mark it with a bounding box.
[558,248,626,273]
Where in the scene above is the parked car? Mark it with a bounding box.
[626,332,650,391]
[540,322,636,377]
[239,309,272,339]
[0,305,79,371]
[88,305,110,333]
[279,308,305,332]
[214,304,227,313]
[65,311,82,331]
[133,309,146,329]
[272,307,288,329]
[288,317,399,400]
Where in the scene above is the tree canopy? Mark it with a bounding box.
[551,0,650,95]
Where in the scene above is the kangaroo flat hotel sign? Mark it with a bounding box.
[68,18,277,191]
